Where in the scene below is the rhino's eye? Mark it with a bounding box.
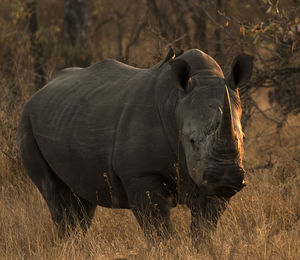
[243,134,246,140]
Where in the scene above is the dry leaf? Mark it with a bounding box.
[240,26,246,37]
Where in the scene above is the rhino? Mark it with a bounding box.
[19,48,253,245]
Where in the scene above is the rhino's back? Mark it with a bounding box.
[22,59,151,205]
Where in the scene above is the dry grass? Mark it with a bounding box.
[1,90,299,260]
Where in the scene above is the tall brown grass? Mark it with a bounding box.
[0,75,299,259]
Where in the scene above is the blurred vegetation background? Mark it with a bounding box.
[0,0,299,259]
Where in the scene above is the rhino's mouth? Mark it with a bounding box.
[198,180,246,197]
[214,182,246,197]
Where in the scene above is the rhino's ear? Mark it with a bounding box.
[226,54,253,90]
[170,59,191,91]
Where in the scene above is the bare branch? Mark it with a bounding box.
[95,17,114,33]
[0,147,17,163]
[191,2,240,44]
[124,21,146,62]
[249,96,281,125]
[148,24,186,48]
[169,0,191,47]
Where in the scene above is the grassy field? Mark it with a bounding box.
[0,80,299,260]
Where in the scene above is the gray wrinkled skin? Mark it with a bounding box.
[19,49,253,245]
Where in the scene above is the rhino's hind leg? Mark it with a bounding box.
[126,176,173,243]
[19,126,96,235]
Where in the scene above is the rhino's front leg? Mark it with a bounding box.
[189,196,228,248]
[126,176,173,243]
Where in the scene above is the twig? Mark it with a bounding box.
[293,158,300,163]
[171,34,187,45]
[191,2,240,44]
[247,156,274,172]
[95,17,114,33]
[250,98,281,125]
[125,21,146,62]
[0,147,17,163]
[148,25,186,47]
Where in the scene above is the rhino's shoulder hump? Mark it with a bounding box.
[51,59,144,84]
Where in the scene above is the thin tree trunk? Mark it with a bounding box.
[26,0,45,89]
[215,0,223,60]
[169,0,191,48]
[198,1,207,53]
[124,21,145,63]
[116,20,123,61]
[63,0,91,66]
[147,0,177,41]
[147,0,168,39]
[185,0,207,52]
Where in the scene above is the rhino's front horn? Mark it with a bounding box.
[220,86,234,137]
[215,86,236,153]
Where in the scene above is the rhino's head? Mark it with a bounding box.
[171,54,253,198]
